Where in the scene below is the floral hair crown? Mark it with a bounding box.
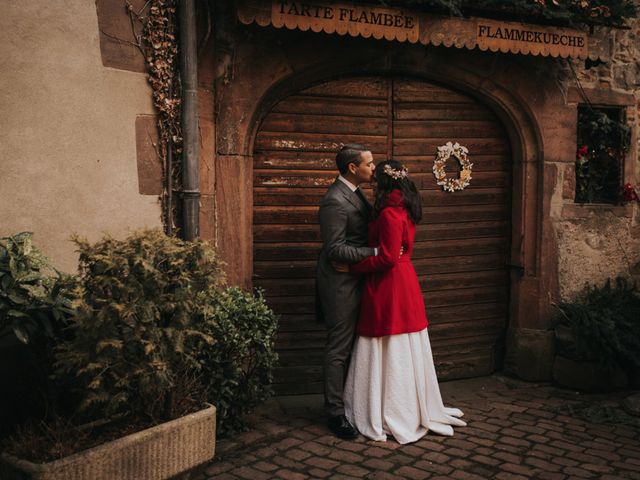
[383,164,409,180]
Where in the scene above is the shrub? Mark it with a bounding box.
[554,277,640,371]
[0,233,74,435]
[0,232,73,346]
[54,229,225,423]
[2,228,278,458]
[197,287,278,436]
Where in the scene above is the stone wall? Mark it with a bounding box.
[553,19,640,300]
[0,1,161,273]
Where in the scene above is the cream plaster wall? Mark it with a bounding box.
[0,1,160,272]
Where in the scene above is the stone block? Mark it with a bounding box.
[96,0,147,73]
[504,328,555,381]
[552,355,628,391]
[135,115,162,195]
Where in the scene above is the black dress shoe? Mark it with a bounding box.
[327,415,359,439]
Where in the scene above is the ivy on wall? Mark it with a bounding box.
[362,0,637,26]
[128,0,182,234]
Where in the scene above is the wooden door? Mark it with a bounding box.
[253,76,511,395]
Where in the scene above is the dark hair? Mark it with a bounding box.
[373,160,422,224]
[336,143,368,174]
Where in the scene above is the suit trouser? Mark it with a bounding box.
[323,285,361,417]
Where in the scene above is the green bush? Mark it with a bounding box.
[0,233,74,435]
[555,277,640,371]
[55,229,225,422]
[0,232,73,346]
[197,287,278,436]
[2,228,278,455]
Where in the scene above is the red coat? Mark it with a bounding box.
[350,189,428,337]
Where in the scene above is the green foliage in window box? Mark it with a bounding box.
[554,278,640,372]
[54,229,225,423]
[360,0,636,27]
[196,287,278,436]
[576,108,631,204]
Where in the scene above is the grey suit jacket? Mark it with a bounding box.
[316,179,375,325]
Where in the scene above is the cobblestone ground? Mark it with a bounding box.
[192,375,640,480]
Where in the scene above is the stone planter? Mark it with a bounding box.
[553,355,628,391]
[0,405,216,480]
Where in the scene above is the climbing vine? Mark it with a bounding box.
[127,0,182,233]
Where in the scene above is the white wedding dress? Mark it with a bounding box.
[344,328,466,444]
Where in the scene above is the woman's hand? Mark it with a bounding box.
[331,261,350,273]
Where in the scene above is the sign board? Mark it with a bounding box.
[237,0,602,60]
[476,19,587,58]
[271,1,419,43]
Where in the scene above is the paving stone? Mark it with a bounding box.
[562,466,598,478]
[450,470,490,480]
[415,439,446,451]
[395,465,432,479]
[233,466,272,480]
[365,471,402,480]
[328,449,365,463]
[341,441,368,452]
[362,458,395,471]
[492,451,522,464]
[308,468,332,478]
[298,441,333,456]
[272,455,302,469]
[495,472,528,480]
[566,451,607,465]
[274,469,308,480]
[549,439,585,453]
[304,456,340,470]
[252,461,279,472]
[192,374,640,480]
[524,457,562,472]
[413,460,454,475]
[336,464,372,476]
[470,454,501,467]
[527,433,551,443]
[363,446,392,458]
[537,472,568,479]
[420,452,450,464]
[284,448,312,461]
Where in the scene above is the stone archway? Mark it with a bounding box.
[212,39,551,384]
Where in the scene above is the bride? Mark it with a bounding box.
[339,159,466,444]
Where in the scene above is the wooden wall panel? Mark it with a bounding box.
[253,76,511,394]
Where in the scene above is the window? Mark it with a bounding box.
[575,105,630,204]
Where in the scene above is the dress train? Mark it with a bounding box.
[344,328,466,444]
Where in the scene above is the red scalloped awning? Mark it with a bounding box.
[237,0,611,61]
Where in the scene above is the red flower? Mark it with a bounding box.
[577,145,588,158]
[623,183,639,202]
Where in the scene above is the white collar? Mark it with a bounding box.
[338,175,358,192]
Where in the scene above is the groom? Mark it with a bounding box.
[316,143,376,439]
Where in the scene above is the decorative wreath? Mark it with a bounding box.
[432,142,473,192]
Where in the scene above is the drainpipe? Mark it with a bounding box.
[179,0,199,240]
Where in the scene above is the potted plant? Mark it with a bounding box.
[552,277,640,391]
[0,230,224,480]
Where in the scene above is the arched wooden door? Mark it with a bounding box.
[253,77,512,395]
